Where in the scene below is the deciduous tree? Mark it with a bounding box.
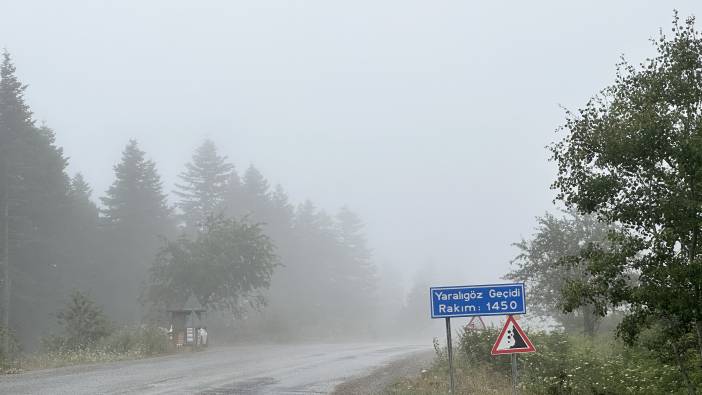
[506,211,611,335]
[146,215,277,315]
[551,13,702,362]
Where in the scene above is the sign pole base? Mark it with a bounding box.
[445,317,455,394]
[511,352,517,395]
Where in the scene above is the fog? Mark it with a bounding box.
[4,1,698,283]
[2,1,702,345]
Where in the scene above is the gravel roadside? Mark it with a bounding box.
[333,349,434,395]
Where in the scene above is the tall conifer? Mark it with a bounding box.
[174,139,233,232]
[0,52,73,345]
[100,140,172,322]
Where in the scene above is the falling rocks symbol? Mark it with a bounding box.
[491,315,536,355]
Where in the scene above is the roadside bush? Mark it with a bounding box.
[56,290,112,349]
[0,326,20,370]
[31,325,169,370]
[519,335,681,394]
[34,292,169,369]
[456,326,694,394]
[100,326,168,357]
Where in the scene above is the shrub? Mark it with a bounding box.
[100,326,168,357]
[57,290,112,348]
[31,325,169,370]
[0,326,20,370]
[456,326,696,394]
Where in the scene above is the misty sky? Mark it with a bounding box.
[3,1,701,288]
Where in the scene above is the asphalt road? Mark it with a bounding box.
[0,343,429,395]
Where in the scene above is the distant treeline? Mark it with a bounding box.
[0,51,377,348]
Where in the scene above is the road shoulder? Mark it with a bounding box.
[332,349,434,395]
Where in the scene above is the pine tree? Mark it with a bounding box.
[0,52,73,346]
[102,140,171,233]
[57,290,111,348]
[241,165,271,219]
[272,201,343,333]
[259,184,293,238]
[62,174,100,292]
[69,174,98,222]
[335,207,376,298]
[0,51,32,146]
[100,140,173,322]
[243,165,270,199]
[67,173,99,246]
[221,170,245,218]
[271,184,294,225]
[0,50,31,346]
[174,139,233,232]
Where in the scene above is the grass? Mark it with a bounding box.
[385,358,512,394]
[16,347,160,371]
[2,325,172,373]
[385,327,698,394]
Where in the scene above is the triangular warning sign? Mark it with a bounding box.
[466,316,486,331]
[491,315,535,355]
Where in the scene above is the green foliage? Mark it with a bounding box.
[146,215,278,314]
[550,12,702,374]
[101,139,172,233]
[264,201,377,337]
[454,327,698,394]
[175,139,233,232]
[56,290,112,348]
[0,326,20,369]
[35,325,169,370]
[100,139,174,322]
[99,326,169,356]
[0,51,380,349]
[0,50,92,347]
[506,211,612,335]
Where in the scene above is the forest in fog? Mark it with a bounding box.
[0,51,411,349]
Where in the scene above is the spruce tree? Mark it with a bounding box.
[102,140,171,234]
[271,184,294,225]
[174,139,233,232]
[242,165,271,219]
[100,140,173,322]
[62,174,100,292]
[267,184,295,239]
[243,165,270,198]
[69,174,98,223]
[57,290,111,348]
[335,207,376,298]
[0,52,73,346]
[221,170,245,218]
[0,50,32,344]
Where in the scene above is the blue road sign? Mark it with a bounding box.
[430,283,526,318]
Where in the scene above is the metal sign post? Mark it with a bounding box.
[491,315,536,395]
[445,317,455,394]
[430,283,530,394]
[511,353,517,395]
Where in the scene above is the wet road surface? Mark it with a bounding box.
[0,343,429,394]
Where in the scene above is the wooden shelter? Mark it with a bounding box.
[166,294,206,349]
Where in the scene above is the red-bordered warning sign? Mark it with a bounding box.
[465,316,487,331]
[491,315,535,355]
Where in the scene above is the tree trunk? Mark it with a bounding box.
[1,163,9,353]
[582,305,597,337]
[695,320,702,366]
[672,341,697,395]
[690,226,702,364]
